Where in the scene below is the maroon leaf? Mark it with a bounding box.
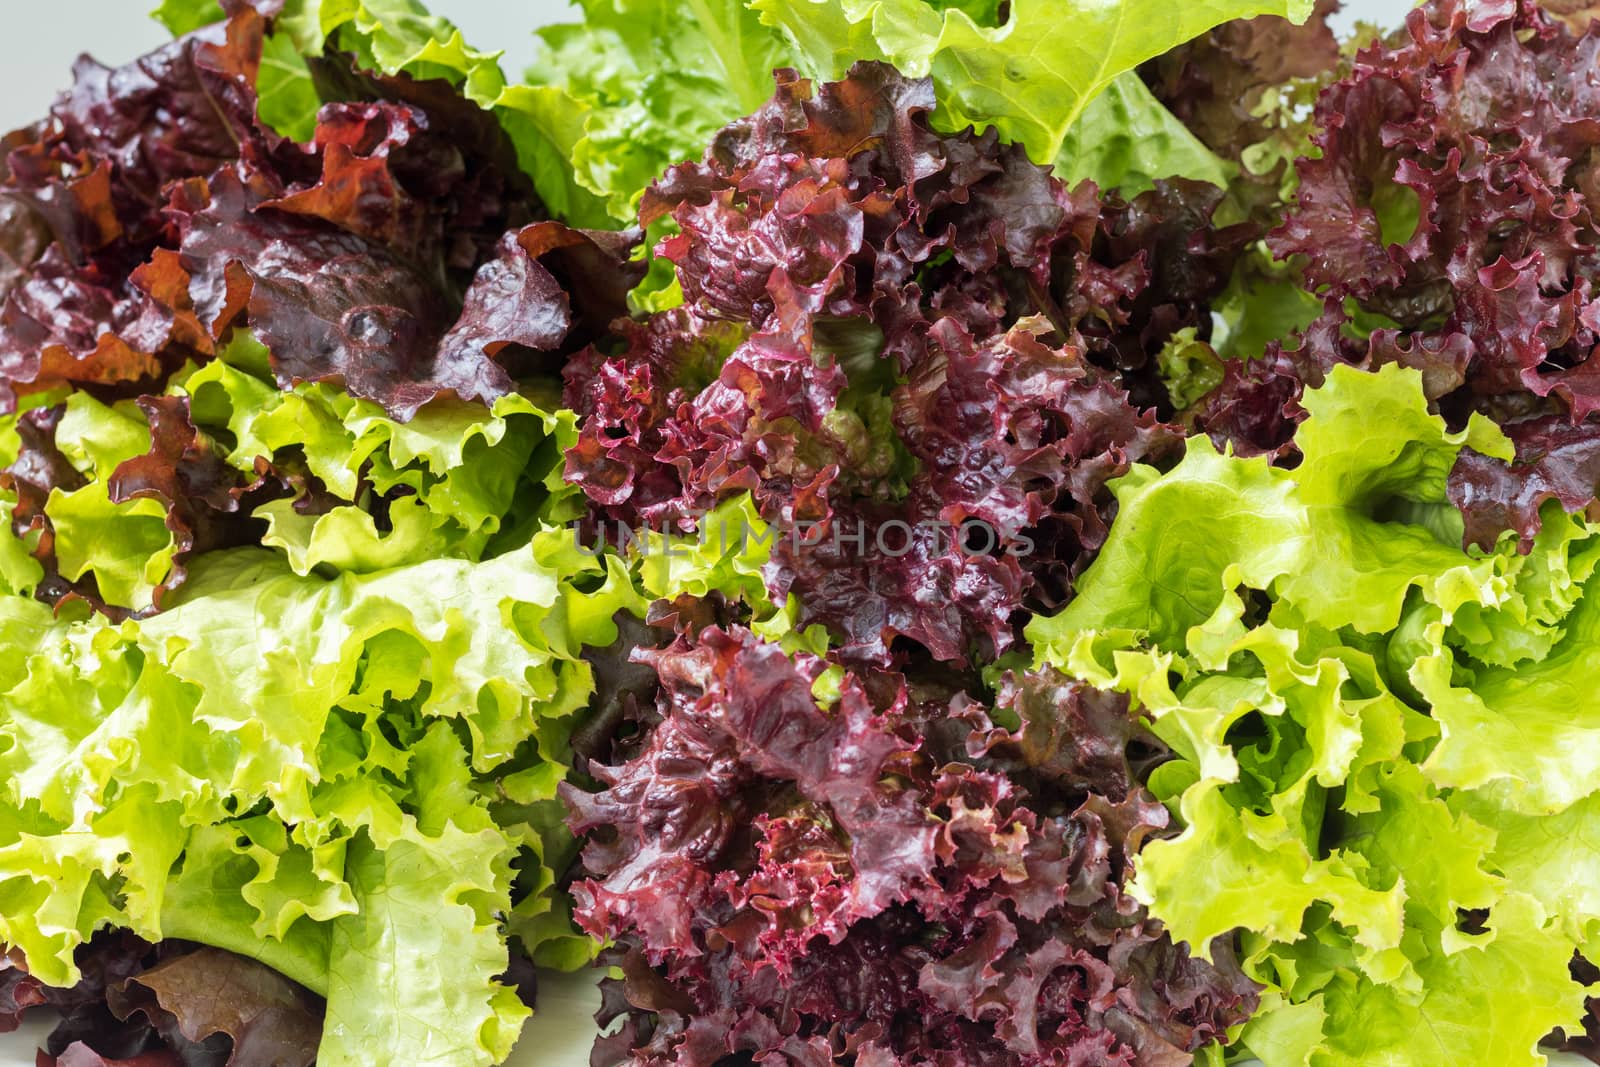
[109,948,320,1067]
[1449,415,1600,549]
[566,629,1258,1066]
[565,65,1230,667]
[175,159,627,420]
[0,4,279,409]
[1,1,631,430]
[176,162,513,420]
[1187,345,1310,461]
[42,10,275,245]
[0,934,322,1067]
[1143,0,1341,166]
[1268,0,1600,423]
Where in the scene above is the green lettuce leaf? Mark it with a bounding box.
[5,347,579,607]
[43,394,178,612]
[0,509,645,1063]
[1055,75,1235,199]
[1029,364,1600,1065]
[150,0,226,36]
[298,0,1303,226]
[180,352,575,577]
[321,726,527,1067]
[753,0,1306,190]
[521,0,791,222]
[625,492,833,661]
[282,0,508,105]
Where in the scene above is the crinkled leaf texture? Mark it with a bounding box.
[1202,0,1600,528]
[0,0,636,420]
[0,1,637,617]
[564,625,1259,1066]
[473,0,1311,223]
[752,0,1315,191]
[0,329,588,609]
[1267,0,1600,426]
[0,4,655,1066]
[0,526,646,1065]
[563,63,1253,668]
[1030,363,1600,1065]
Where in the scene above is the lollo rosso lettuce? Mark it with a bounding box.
[0,0,622,421]
[12,1,1600,1067]
[1178,0,1600,484]
[563,623,1260,1066]
[1030,362,1600,1065]
[1265,0,1600,423]
[561,61,1251,669]
[0,0,638,619]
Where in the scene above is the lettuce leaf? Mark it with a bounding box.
[752,0,1309,188]
[0,330,584,614]
[288,0,1307,224]
[520,0,793,222]
[559,0,1301,211]
[1030,364,1600,1065]
[565,624,1261,1065]
[0,524,645,1063]
[259,0,618,226]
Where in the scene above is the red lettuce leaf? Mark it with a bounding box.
[169,88,626,418]
[1187,345,1311,461]
[0,6,278,409]
[1,0,635,425]
[0,0,639,617]
[38,9,278,247]
[1267,0,1600,424]
[1179,0,1600,552]
[565,629,1258,1066]
[2,934,318,1067]
[1449,415,1600,549]
[1143,0,1340,165]
[564,64,1237,666]
[106,947,319,1067]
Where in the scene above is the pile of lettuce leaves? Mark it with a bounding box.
[5,0,1600,1064]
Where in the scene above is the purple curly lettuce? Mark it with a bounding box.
[165,88,629,420]
[1268,0,1600,413]
[0,7,270,410]
[563,627,1259,1067]
[564,64,1247,666]
[0,0,624,418]
[1449,416,1600,549]
[1175,0,1600,548]
[1143,0,1340,167]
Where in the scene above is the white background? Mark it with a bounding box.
[0,2,1527,1067]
